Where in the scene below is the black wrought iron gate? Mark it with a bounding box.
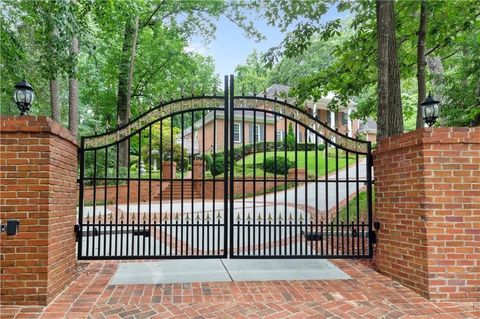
[77,75,373,260]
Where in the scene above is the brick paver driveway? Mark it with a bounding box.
[2,260,478,319]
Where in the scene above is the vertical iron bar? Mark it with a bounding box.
[242,109,246,256]
[366,143,373,257]
[202,109,206,255]
[126,137,131,257]
[213,110,217,255]
[335,147,339,256]
[181,113,184,256]
[294,122,298,255]
[138,131,142,256]
[325,143,329,256]
[284,117,288,256]
[78,138,85,258]
[92,149,97,257]
[346,150,349,256]
[229,75,235,258]
[273,113,277,256]
[104,146,108,256]
[170,117,174,256]
[115,143,119,257]
[315,135,319,256]
[252,107,256,256]
[191,111,195,256]
[159,119,163,256]
[148,125,152,256]
[356,153,360,256]
[304,126,308,256]
[223,75,229,258]
[263,111,267,256]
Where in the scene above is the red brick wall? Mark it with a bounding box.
[83,181,165,204]
[373,127,480,302]
[0,116,78,306]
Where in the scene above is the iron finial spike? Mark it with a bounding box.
[253,84,257,96]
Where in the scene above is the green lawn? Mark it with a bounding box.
[337,190,374,222]
[242,151,349,177]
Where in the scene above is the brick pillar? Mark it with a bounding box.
[161,161,176,180]
[0,116,78,306]
[193,160,204,177]
[287,168,306,180]
[373,127,480,302]
[193,160,205,196]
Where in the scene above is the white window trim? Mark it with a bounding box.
[233,123,241,143]
[255,124,261,142]
[276,129,284,142]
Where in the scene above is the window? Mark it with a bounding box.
[276,129,284,142]
[342,112,348,126]
[194,131,198,141]
[255,124,261,142]
[233,123,241,142]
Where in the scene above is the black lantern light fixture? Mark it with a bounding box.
[421,93,440,127]
[13,79,35,115]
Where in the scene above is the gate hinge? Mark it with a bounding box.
[370,230,377,244]
[74,224,81,242]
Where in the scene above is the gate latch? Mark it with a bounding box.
[370,230,377,244]
[74,224,81,242]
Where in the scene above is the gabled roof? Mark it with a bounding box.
[265,84,356,111]
[358,117,377,133]
[265,84,291,99]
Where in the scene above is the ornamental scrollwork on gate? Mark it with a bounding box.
[84,97,224,149]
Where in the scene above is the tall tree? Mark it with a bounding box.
[117,15,139,166]
[416,0,427,129]
[68,35,79,138]
[376,0,403,140]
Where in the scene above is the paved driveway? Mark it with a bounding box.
[2,259,478,318]
[245,159,369,212]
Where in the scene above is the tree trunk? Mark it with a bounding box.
[376,0,404,141]
[426,55,445,102]
[117,16,140,167]
[50,79,60,122]
[69,35,79,138]
[416,0,428,129]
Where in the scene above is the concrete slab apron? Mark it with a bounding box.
[110,259,350,285]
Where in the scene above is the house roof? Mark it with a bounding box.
[265,84,356,112]
[358,117,377,133]
[265,84,291,99]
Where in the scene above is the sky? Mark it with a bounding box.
[186,6,346,77]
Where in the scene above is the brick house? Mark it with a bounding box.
[182,84,372,154]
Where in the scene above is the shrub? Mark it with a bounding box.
[285,123,296,151]
[263,156,295,175]
[202,153,213,171]
[210,155,225,176]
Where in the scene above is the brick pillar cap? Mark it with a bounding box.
[1,116,77,146]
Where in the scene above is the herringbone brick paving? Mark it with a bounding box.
[1,260,478,318]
